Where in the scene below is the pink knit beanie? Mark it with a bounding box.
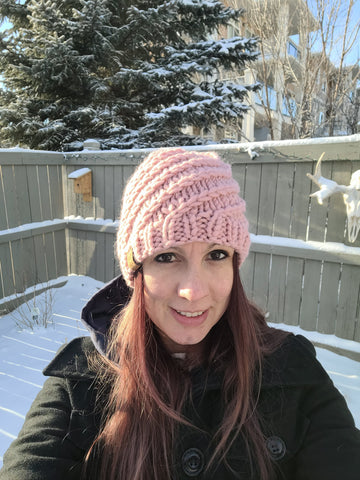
[117,148,250,287]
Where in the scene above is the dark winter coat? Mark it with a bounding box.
[0,276,359,480]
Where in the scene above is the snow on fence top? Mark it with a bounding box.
[67,167,91,179]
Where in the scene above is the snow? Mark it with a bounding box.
[67,167,91,179]
[0,275,103,467]
[0,133,358,155]
[268,322,360,355]
[0,219,66,239]
[0,275,359,468]
[250,233,360,257]
[0,218,118,240]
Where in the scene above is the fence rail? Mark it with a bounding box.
[0,136,359,341]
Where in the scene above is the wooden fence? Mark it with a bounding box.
[0,136,359,341]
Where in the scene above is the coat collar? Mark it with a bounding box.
[43,332,327,391]
[43,336,96,380]
[80,275,130,356]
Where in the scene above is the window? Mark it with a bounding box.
[318,112,324,125]
[282,96,297,116]
[287,41,300,59]
[255,85,277,111]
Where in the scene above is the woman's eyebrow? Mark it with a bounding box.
[169,243,222,253]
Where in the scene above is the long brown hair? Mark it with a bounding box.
[83,253,288,479]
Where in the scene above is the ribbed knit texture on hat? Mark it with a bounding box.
[117,148,250,286]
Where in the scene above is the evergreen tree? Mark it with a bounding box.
[0,0,259,150]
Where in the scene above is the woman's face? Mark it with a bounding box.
[142,241,234,354]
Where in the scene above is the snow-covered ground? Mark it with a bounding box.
[0,275,359,468]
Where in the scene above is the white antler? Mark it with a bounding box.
[307,153,360,243]
[306,153,347,205]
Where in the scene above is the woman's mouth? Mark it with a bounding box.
[171,308,209,325]
[176,310,205,318]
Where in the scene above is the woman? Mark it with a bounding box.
[0,148,359,480]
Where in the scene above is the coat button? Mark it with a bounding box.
[181,448,204,477]
[266,436,286,460]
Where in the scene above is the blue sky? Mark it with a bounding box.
[307,0,360,66]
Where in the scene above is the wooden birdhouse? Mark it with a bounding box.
[68,168,92,202]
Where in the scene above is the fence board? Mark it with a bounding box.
[257,164,277,236]
[240,251,255,298]
[85,234,96,280]
[75,231,96,277]
[105,233,116,281]
[267,255,287,323]
[26,165,42,223]
[85,233,97,279]
[67,230,78,275]
[0,243,14,297]
[243,164,261,234]
[0,260,3,300]
[10,238,26,293]
[317,262,341,335]
[252,252,270,311]
[21,237,38,288]
[335,264,360,339]
[48,165,63,219]
[44,232,57,280]
[104,166,115,220]
[231,163,246,200]
[122,166,134,194]
[299,259,322,331]
[283,257,303,326]
[33,234,48,284]
[37,166,52,220]
[326,160,352,244]
[290,163,312,239]
[2,165,18,229]
[0,166,8,229]
[355,322,360,343]
[54,229,67,277]
[113,166,124,220]
[76,230,86,275]
[94,166,105,219]
[13,165,32,226]
[95,231,106,282]
[272,163,294,237]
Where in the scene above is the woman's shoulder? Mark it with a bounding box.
[43,336,97,380]
[262,333,329,388]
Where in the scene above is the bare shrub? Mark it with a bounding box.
[7,285,56,330]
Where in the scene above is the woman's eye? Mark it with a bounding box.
[209,250,228,261]
[154,252,176,263]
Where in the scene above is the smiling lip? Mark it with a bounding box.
[171,307,209,326]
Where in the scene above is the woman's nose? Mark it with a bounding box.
[177,267,209,302]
